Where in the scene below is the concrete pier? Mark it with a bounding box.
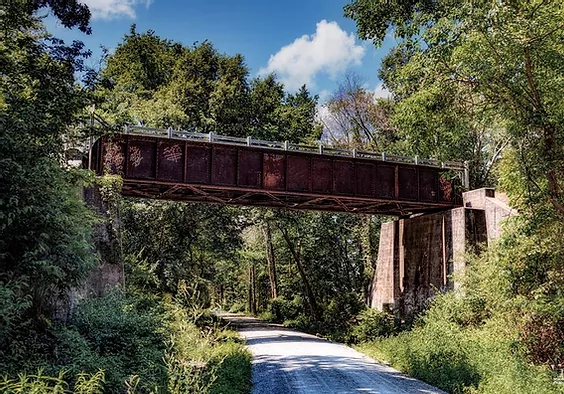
[371,188,515,317]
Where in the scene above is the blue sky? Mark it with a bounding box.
[45,0,396,101]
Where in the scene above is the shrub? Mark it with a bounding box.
[283,314,316,332]
[268,295,303,323]
[209,341,252,394]
[164,304,251,394]
[351,309,396,343]
[55,291,167,393]
[356,293,564,394]
[322,292,365,338]
[0,370,105,394]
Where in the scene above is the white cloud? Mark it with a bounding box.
[373,83,391,99]
[80,0,152,20]
[260,20,365,91]
[317,89,331,102]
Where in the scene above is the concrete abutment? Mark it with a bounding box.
[371,188,515,318]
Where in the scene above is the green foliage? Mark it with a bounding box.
[344,2,564,389]
[163,303,251,394]
[267,296,304,323]
[97,29,321,143]
[208,342,252,394]
[122,200,243,302]
[346,0,564,198]
[357,292,563,394]
[356,212,564,393]
[0,280,32,348]
[350,309,396,343]
[1,0,97,330]
[55,291,167,393]
[0,370,105,394]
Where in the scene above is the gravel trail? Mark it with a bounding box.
[221,314,445,394]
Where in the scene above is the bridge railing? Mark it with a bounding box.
[116,125,466,174]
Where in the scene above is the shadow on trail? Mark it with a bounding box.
[221,314,447,394]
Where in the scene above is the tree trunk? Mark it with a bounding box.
[279,228,321,320]
[264,222,278,299]
[360,216,375,305]
[523,48,564,217]
[248,263,257,315]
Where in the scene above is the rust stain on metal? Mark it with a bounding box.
[311,158,332,193]
[127,141,156,179]
[263,153,285,190]
[158,142,184,182]
[212,147,237,185]
[439,175,453,202]
[287,156,309,192]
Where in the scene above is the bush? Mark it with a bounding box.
[351,309,396,343]
[268,295,303,323]
[0,370,105,394]
[164,304,251,394]
[55,291,167,393]
[356,293,564,394]
[322,292,365,339]
[227,302,246,314]
[283,315,317,332]
[209,342,252,394]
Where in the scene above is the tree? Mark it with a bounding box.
[121,200,242,306]
[1,0,96,322]
[345,0,564,205]
[321,71,396,151]
[98,30,322,143]
[345,0,564,369]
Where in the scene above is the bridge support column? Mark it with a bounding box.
[82,185,125,295]
[54,185,125,321]
[371,188,513,318]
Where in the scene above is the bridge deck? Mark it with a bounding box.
[90,128,463,215]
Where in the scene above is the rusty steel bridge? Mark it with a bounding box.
[89,126,466,215]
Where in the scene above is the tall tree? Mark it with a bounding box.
[345,0,564,198]
[345,0,564,368]
[1,0,96,321]
[321,71,396,151]
[263,222,278,299]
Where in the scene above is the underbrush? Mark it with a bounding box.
[263,294,397,344]
[0,291,251,394]
[356,293,564,394]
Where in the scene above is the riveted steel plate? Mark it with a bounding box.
[238,150,262,187]
[212,147,237,185]
[186,145,211,184]
[356,162,375,197]
[311,158,332,193]
[158,141,184,182]
[398,167,418,200]
[287,155,309,192]
[127,140,156,179]
[375,165,395,199]
[263,153,285,190]
[334,160,355,195]
[419,168,437,202]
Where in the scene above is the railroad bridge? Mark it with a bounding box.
[89,126,466,216]
[88,128,513,318]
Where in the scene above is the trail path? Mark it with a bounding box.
[221,314,445,394]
